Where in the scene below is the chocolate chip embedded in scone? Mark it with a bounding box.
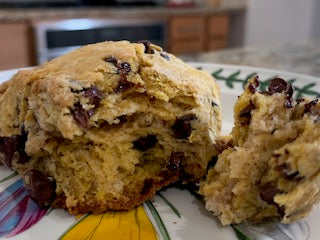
[160,52,170,61]
[172,114,197,139]
[114,75,134,93]
[0,136,18,168]
[168,151,184,172]
[71,103,90,129]
[248,75,260,93]
[117,62,131,75]
[133,135,158,151]
[71,85,103,128]
[138,40,153,54]
[260,182,282,205]
[24,170,56,207]
[104,56,118,65]
[200,76,320,225]
[0,131,29,168]
[0,40,221,214]
[261,78,294,108]
[83,86,103,108]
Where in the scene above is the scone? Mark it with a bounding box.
[0,40,221,214]
[200,76,320,225]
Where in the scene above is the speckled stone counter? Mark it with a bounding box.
[185,40,320,78]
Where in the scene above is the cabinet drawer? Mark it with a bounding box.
[170,16,205,39]
[208,14,229,37]
[170,40,204,54]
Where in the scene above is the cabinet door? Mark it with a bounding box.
[0,22,32,70]
[207,14,229,50]
[169,16,205,54]
[170,16,205,40]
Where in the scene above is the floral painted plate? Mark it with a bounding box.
[0,63,320,240]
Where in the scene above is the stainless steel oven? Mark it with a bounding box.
[34,18,166,64]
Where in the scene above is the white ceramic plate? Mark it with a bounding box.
[0,63,320,240]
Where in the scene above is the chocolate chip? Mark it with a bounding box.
[104,56,118,65]
[24,170,56,207]
[117,62,131,75]
[133,135,157,151]
[278,205,285,218]
[248,76,260,93]
[71,103,90,129]
[117,115,128,124]
[140,178,154,195]
[17,130,30,164]
[0,130,30,168]
[168,151,184,171]
[114,75,134,93]
[239,101,254,125]
[138,40,152,53]
[264,78,294,108]
[268,78,288,93]
[285,85,294,108]
[18,151,30,164]
[211,101,218,107]
[0,136,18,168]
[260,183,282,205]
[83,86,103,108]
[260,183,285,217]
[304,99,319,114]
[206,156,218,173]
[160,52,170,61]
[286,84,294,98]
[172,114,197,139]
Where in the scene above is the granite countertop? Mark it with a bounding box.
[186,40,320,78]
[0,2,246,22]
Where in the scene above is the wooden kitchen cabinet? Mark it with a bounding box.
[168,16,205,54]
[207,14,229,50]
[0,22,33,70]
[168,14,229,54]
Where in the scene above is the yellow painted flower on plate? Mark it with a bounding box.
[60,205,158,240]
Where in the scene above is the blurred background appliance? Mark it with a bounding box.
[34,18,166,64]
[0,0,162,7]
[0,0,80,7]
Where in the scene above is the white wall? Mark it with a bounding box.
[311,0,320,38]
[244,0,318,46]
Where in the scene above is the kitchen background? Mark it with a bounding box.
[0,0,319,76]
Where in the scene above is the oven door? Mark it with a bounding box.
[34,18,166,64]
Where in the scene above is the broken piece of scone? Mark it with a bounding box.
[0,40,221,214]
[200,76,320,225]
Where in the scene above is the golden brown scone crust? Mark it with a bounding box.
[201,76,320,225]
[0,41,221,214]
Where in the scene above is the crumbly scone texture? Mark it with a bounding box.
[0,40,221,214]
[200,76,320,225]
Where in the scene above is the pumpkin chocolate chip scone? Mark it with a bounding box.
[200,76,320,225]
[0,40,221,214]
